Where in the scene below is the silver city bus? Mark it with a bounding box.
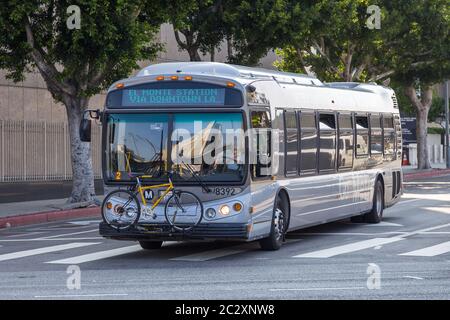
[80,62,403,250]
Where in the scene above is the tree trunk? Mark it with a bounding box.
[63,96,96,203]
[404,85,433,170]
[188,47,201,61]
[210,46,215,62]
[226,36,233,61]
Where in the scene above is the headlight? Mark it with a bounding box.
[205,208,216,219]
[219,205,230,216]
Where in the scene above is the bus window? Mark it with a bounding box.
[355,115,369,156]
[318,113,336,173]
[370,115,383,156]
[251,110,272,178]
[383,114,395,159]
[299,112,317,175]
[284,111,298,176]
[338,113,353,169]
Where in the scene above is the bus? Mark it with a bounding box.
[80,62,403,251]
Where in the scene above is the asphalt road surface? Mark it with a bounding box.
[0,175,449,300]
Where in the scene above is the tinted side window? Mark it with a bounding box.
[319,113,336,172]
[338,114,353,169]
[251,110,272,178]
[284,111,298,176]
[370,115,382,156]
[383,114,395,159]
[300,112,317,175]
[355,116,369,156]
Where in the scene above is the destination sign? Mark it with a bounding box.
[122,88,226,106]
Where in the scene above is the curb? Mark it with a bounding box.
[403,168,450,181]
[0,206,100,229]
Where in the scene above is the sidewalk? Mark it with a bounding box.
[0,197,102,229]
[402,165,450,181]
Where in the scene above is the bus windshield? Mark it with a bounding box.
[106,113,245,183]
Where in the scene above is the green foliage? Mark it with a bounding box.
[380,0,450,86]
[166,0,226,60]
[224,0,291,65]
[0,0,166,100]
[275,0,386,81]
[428,127,445,135]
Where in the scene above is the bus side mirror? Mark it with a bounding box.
[79,112,92,142]
[79,109,102,142]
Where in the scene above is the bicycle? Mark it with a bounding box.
[101,171,203,232]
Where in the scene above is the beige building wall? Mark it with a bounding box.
[0,24,279,123]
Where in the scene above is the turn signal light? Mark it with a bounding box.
[170,75,179,80]
[156,75,164,81]
[233,203,242,212]
[115,83,124,89]
[184,76,193,81]
[226,82,235,88]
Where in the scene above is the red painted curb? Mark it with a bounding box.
[0,206,100,229]
[403,168,450,181]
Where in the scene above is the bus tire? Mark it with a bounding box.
[139,241,163,250]
[364,179,384,223]
[259,197,287,251]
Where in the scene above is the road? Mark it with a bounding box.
[0,175,449,300]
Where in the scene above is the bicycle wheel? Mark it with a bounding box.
[164,191,203,232]
[102,189,141,230]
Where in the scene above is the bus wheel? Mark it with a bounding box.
[364,179,384,223]
[259,197,287,251]
[139,241,163,250]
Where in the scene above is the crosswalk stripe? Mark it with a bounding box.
[399,241,450,257]
[170,247,248,261]
[46,245,142,264]
[293,237,404,258]
[0,242,99,262]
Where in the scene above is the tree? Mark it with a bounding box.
[0,1,165,203]
[380,0,450,169]
[167,0,226,61]
[274,0,386,82]
[224,0,291,65]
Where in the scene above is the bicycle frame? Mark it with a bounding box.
[135,176,174,209]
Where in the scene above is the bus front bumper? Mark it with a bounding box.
[99,222,250,241]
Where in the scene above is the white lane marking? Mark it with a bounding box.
[67,220,101,226]
[399,241,450,257]
[364,221,403,227]
[170,247,248,261]
[403,276,424,280]
[293,237,404,258]
[46,245,142,264]
[288,232,406,237]
[398,222,450,238]
[0,242,99,262]
[0,237,103,242]
[270,286,365,292]
[38,229,98,239]
[34,293,128,298]
[396,199,422,206]
[4,232,46,238]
